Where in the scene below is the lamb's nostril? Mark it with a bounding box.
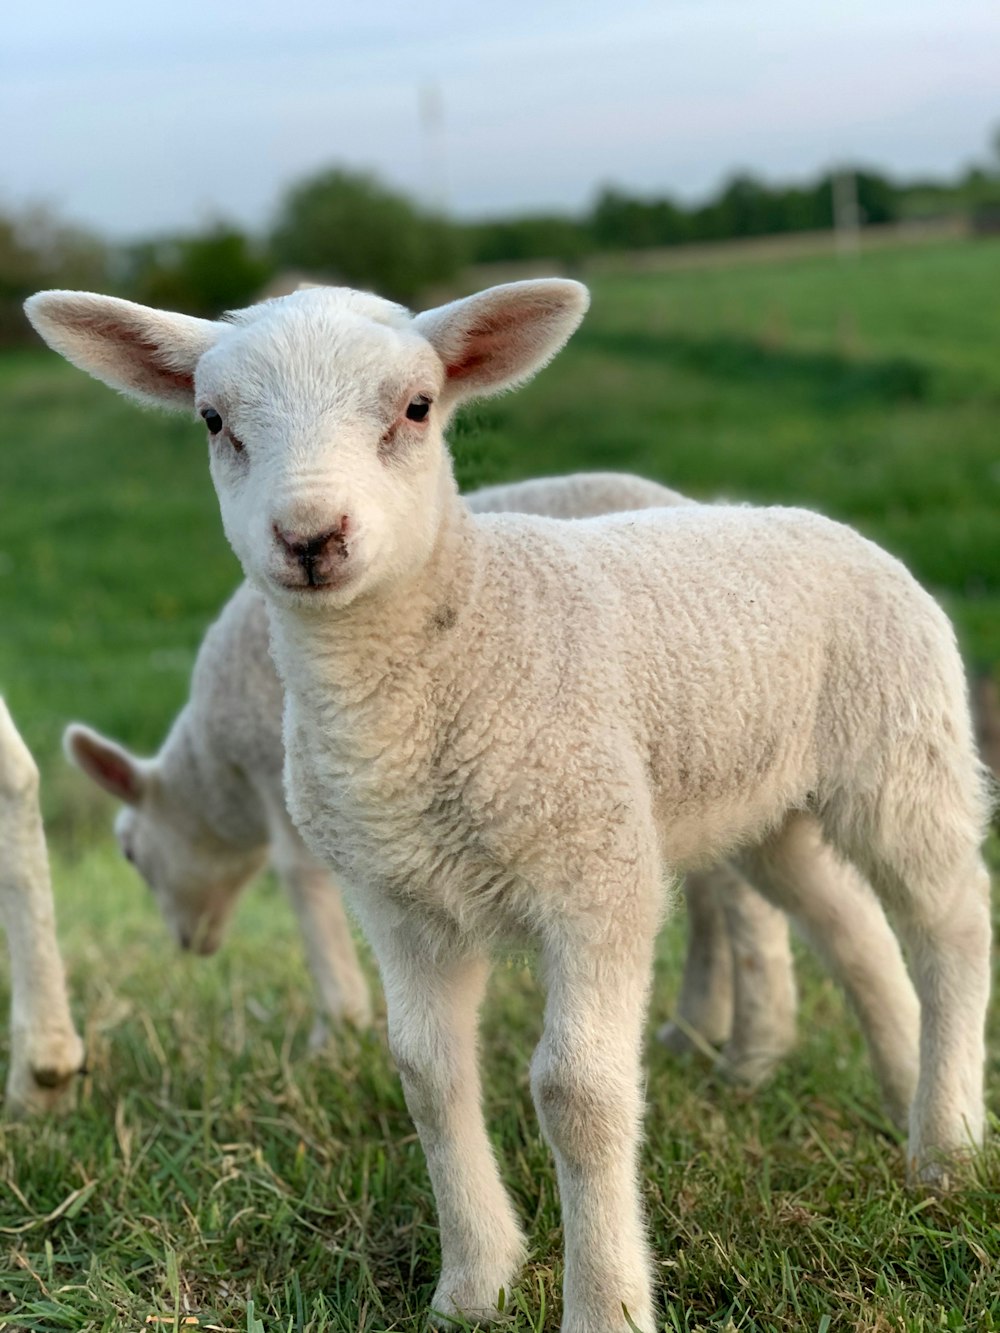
[273,521,349,565]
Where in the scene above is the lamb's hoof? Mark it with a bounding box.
[716,1039,792,1089]
[307,1017,331,1052]
[5,1036,86,1118]
[656,1017,727,1059]
[907,1145,980,1192]
[429,1264,523,1328]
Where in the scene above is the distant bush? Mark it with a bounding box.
[0,205,109,347]
[271,169,462,305]
[122,224,275,318]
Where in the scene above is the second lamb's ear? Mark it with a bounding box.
[24,291,219,409]
[414,279,589,405]
[63,724,148,805]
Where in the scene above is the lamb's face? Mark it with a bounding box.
[114,796,266,956]
[25,278,590,605]
[195,291,449,609]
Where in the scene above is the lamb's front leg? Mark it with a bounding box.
[0,700,84,1115]
[372,927,527,1323]
[533,928,656,1333]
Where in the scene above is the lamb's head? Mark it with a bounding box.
[26,280,589,609]
[64,724,266,954]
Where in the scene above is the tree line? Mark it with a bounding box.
[3,151,999,345]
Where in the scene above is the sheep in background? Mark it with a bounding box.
[27,281,992,1333]
[65,472,917,1118]
[0,698,84,1116]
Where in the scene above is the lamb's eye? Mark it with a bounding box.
[405,395,431,423]
[201,408,223,435]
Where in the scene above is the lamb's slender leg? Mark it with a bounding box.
[0,700,84,1116]
[893,857,991,1179]
[271,826,373,1043]
[716,873,798,1088]
[735,813,920,1126]
[657,870,734,1051]
[532,926,655,1333]
[369,923,526,1322]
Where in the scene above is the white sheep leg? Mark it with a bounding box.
[272,833,373,1044]
[532,930,655,1333]
[374,929,526,1322]
[715,874,798,1088]
[0,700,84,1116]
[657,870,734,1051]
[890,857,991,1180]
[736,813,920,1125]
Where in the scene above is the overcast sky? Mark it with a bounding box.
[4,0,999,239]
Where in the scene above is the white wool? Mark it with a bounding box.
[0,699,84,1115]
[27,279,993,1333]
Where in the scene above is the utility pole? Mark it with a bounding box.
[419,82,449,215]
[832,167,860,259]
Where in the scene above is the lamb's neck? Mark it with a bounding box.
[158,704,266,847]
[267,494,480,712]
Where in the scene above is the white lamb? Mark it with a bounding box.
[0,698,84,1115]
[62,476,680,1041]
[64,470,919,1107]
[27,281,992,1333]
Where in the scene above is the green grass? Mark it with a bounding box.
[1,236,999,1330]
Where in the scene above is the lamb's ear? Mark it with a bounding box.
[63,724,147,805]
[414,279,589,404]
[24,291,219,409]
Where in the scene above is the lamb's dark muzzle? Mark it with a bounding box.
[273,519,350,586]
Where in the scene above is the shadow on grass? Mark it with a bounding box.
[578,327,932,407]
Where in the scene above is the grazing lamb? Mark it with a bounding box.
[64,468,919,1114]
[0,698,84,1115]
[27,281,992,1333]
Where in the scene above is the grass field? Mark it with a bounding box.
[1,237,999,1331]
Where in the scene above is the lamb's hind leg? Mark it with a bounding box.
[735,812,920,1127]
[657,870,735,1052]
[847,807,991,1178]
[658,868,799,1090]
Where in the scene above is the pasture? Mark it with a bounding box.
[1,237,999,1331]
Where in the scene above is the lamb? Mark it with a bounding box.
[64,467,919,1114]
[62,474,682,1043]
[0,698,85,1115]
[26,280,992,1333]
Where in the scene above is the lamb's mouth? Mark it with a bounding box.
[275,567,356,594]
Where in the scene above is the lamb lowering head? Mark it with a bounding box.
[24,281,589,608]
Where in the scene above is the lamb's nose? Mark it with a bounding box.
[273,517,350,566]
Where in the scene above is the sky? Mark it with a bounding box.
[4,0,1000,239]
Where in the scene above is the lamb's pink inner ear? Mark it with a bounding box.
[24,292,218,409]
[67,728,144,805]
[416,279,589,402]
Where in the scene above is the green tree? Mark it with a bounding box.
[0,205,109,346]
[270,168,461,305]
[123,224,273,318]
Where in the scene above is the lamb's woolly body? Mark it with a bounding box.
[27,279,992,1333]
[273,501,983,940]
[0,699,84,1115]
[68,464,917,1098]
